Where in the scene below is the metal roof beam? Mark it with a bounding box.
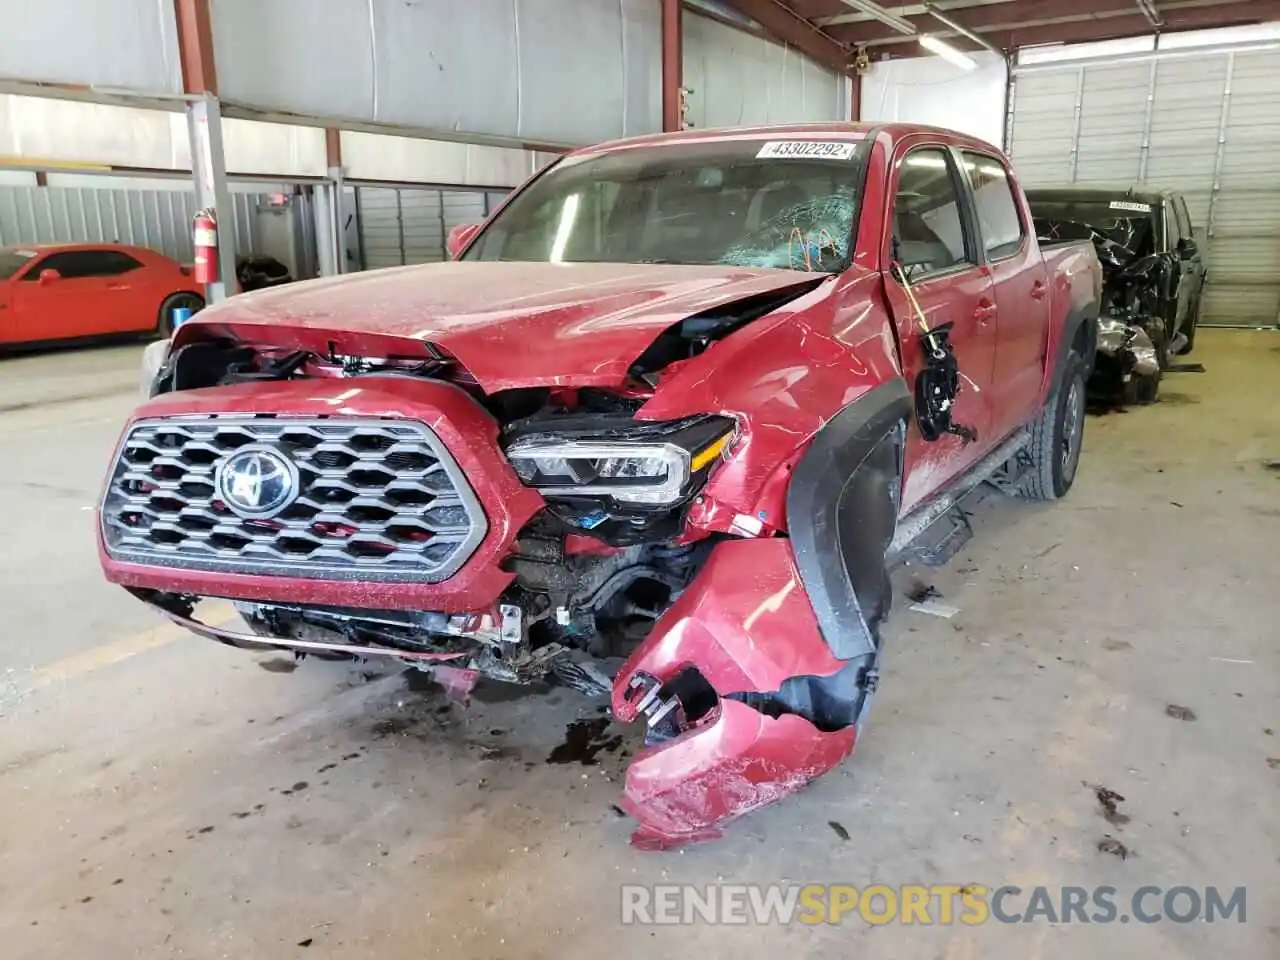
[719,0,853,73]
[836,0,1269,48]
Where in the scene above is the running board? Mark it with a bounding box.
[887,428,1030,567]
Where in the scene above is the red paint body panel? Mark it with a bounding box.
[621,702,856,849]
[98,377,544,612]
[612,539,855,848]
[0,243,200,345]
[175,262,822,393]
[611,539,843,718]
[641,268,901,531]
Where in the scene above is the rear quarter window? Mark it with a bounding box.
[961,152,1025,260]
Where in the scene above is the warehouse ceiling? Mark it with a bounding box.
[721,0,1280,69]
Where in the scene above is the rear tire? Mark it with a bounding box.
[1177,299,1200,355]
[1017,352,1087,502]
[157,292,205,337]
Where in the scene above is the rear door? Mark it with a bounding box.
[882,143,998,513]
[959,150,1049,436]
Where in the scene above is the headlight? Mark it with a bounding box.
[505,415,734,507]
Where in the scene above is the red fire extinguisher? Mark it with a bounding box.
[192,208,219,286]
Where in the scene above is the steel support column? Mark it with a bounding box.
[1137,59,1159,183]
[1068,67,1085,183]
[1205,53,1235,242]
[175,0,236,303]
[185,94,235,303]
[325,128,345,276]
[662,0,683,132]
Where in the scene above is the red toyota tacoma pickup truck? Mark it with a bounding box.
[98,123,1101,849]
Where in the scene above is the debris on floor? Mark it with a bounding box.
[905,581,943,603]
[546,718,623,766]
[257,658,298,674]
[1089,784,1131,825]
[1165,704,1197,721]
[1266,758,1280,770]
[910,599,961,619]
[1097,835,1132,860]
[1262,459,1280,473]
[828,820,850,841]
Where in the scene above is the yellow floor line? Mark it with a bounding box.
[33,602,239,689]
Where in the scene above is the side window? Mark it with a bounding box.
[961,151,1025,259]
[893,148,974,279]
[1173,196,1194,240]
[92,250,145,276]
[19,249,142,280]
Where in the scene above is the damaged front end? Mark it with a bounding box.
[102,267,900,849]
[1034,215,1169,405]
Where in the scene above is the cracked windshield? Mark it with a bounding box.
[463,139,868,272]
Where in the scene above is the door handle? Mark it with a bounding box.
[1030,281,1048,301]
[974,301,997,323]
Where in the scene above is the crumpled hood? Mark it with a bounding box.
[182,261,828,392]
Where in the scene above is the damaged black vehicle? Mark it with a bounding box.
[1028,186,1207,404]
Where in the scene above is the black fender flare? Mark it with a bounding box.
[1053,298,1099,386]
[786,379,912,662]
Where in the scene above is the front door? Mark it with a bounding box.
[882,145,998,513]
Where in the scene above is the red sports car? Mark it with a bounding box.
[0,242,204,347]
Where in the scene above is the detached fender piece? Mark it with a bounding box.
[620,701,856,850]
[611,538,856,848]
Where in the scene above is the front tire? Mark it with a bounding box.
[157,292,205,337]
[1018,352,1087,502]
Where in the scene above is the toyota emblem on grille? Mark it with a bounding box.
[215,447,300,518]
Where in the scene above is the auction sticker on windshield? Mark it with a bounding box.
[1110,200,1153,213]
[756,141,858,161]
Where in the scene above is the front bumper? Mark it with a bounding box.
[611,537,858,849]
[100,384,859,848]
[98,377,544,612]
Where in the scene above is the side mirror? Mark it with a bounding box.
[38,268,62,285]
[1177,238,1199,260]
[446,222,482,260]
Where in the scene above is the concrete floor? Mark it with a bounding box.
[0,332,1276,958]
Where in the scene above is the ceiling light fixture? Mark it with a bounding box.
[919,34,978,70]
[922,2,1003,57]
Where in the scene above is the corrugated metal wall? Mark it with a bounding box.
[0,185,261,261]
[211,0,662,147]
[683,13,845,129]
[1010,48,1280,327]
[355,187,507,270]
[0,0,181,93]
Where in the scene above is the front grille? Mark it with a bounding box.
[101,416,487,582]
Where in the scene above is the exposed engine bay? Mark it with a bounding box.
[1034,216,1166,405]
